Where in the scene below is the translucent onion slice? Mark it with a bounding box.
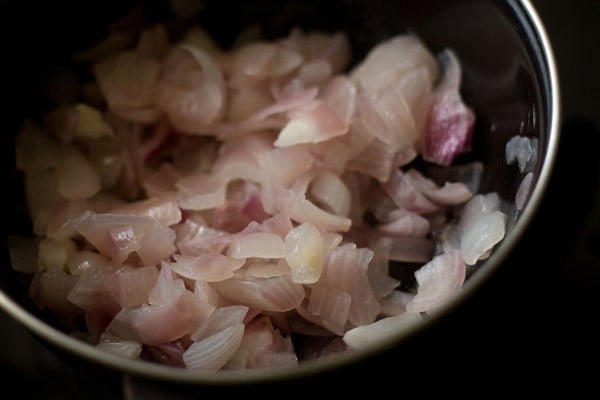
[342,312,423,350]
[309,170,351,217]
[214,276,305,312]
[274,101,347,147]
[191,305,249,342]
[73,211,176,265]
[306,285,351,335]
[284,222,326,284]
[55,145,102,200]
[38,238,77,271]
[96,339,142,359]
[227,232,286,259]
[67,250,110,275]
[458,193,507,265]
[406,249,466,313]
[183,323,245,371]
[170,253,245,282]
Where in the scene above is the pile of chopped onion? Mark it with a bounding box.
[11,20,509,371]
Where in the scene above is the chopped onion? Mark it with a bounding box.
[284,222,326,284]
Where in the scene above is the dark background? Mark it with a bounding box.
[1,0,599,398]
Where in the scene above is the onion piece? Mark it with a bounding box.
[342,312,423,350]
[284,222,326,284]
[170,253,245,282]
[227,232,286,259]
[406,249,466,313]
[183,324,245,371]
[214,276,305,312]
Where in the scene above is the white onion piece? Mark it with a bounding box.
[232,42,278,78]
[295,286,352,336]
[406,249,466,313]
[458,193,507,265]
[214,276,305,312]
[38,238,77,271]
[170,253,245,282]
[321,76,357,125]
[284,222,326,284]
[94,48,162,124]
[156,44,226,133]
[290,196,352,233]
[306,285,351,335]
[110,265,159,308]
[309,170,351,217]
[345,137,397,182]
[73,103,114,140]
[505,135,538,173]
[351,34,439,94]
[183,324,245,371]
[67,266,121,314]
[73,211,176,265]
[261,212,294,239]
[191,305,249,341]
[377,209,430,237]
[274,100,347,147]
[46,200,92,240]
[231,314,298,369]
[460,210,506,265]
[355,67,432,151]
[66,250,110,276]
[96,340,142,359]
[227,232,286,259]
[381,169,439,214]
[342,312,423,350]
[55,145,102,200]
[379,290,415,316]
[112,197,182,226]
[423,181,473,206]
[242,259,291,278]
[120,291,215,345]
[404,169,472,206]
[193,281,221,305]
[322,243,380,326]
[367,238,400,299]
[234,42,304,79]
[175,173,227,211]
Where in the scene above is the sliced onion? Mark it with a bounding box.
[227,232,286,259]
[309,169,351,217]
[183,324,245,371]
[170,253,245,282]
[214,276,305,312]
[406,249,466,313]
[342,312,422,350]
[284,222,326,284]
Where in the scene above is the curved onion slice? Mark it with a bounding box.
[458,193,507,265]
[406,249,466,313]
[342,312,422,350]
[214,276,305,312]
[227,232,286,259]
[183,324,245,371]
[284,222,326,284]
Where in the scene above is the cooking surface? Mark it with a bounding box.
[1,0,599,397]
